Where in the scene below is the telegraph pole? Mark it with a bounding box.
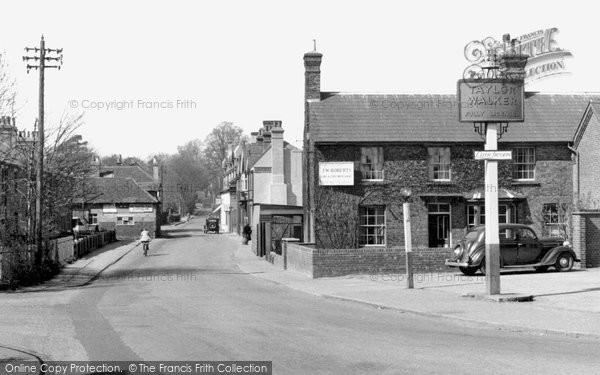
[23,36,63,264]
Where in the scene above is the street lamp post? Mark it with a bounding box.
[401,187,414,289]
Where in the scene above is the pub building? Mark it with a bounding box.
[302,50,600,251]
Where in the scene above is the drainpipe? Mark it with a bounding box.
[567,144,579,207]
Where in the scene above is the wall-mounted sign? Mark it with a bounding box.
[129,205,153,213]
[458,79,524,122]
[319,162,354,186]
[474,150,513,160]
[102,204,117,213]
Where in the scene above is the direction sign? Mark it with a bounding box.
[474,150,513,160]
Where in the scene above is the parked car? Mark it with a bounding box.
[445,224,579,275]
[204,217,220,234]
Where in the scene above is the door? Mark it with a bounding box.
[516,228,541,264]
[428,203,450,247]
[499,227,518,265]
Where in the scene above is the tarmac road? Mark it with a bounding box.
[1,217,599,374]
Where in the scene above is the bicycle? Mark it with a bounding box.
[141,240,149,256]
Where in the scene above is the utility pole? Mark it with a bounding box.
[23,36,63,265]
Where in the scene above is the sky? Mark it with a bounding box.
[1,0,598,160]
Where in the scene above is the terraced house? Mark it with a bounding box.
[299,50,600,277]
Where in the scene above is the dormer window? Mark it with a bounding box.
[360,147,384,181]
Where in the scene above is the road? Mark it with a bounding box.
[1,217,599,374]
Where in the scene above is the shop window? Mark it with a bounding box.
[359,206,386,246]
[428,147,451,181]
[513,147,535,180]
[360,147,384,180]
[117,216,134,225]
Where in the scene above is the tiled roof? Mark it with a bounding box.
[309,92,600,143]
[99,165,155,183]
[78,177,157,204]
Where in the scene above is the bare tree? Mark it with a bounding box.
[202,121,246,193]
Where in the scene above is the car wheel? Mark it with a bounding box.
[459,266,477,276]
[555,253,574,272]
[534,266,549,272]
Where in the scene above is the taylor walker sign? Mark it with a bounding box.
[319,162,354,186]
[464,28,572,85]
[458,80,524,122]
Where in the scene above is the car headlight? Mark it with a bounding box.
[452,246,463,258]
[563,240,571,247]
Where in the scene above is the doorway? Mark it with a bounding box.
[428,203,450,247]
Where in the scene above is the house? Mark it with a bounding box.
[248,121,303,257]
[219,144,241,233]
[74,156,163,239]
[570,101,600,267]
[0,116,36,242]
[74,177,159,240]
[300,49,600,276]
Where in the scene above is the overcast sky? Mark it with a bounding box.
[1,0,598,159]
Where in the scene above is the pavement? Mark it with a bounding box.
[233,235,600,340]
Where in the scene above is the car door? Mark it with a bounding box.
[499,228,518,266]
[516,228,542,264]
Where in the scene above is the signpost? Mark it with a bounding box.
[459,35,528,295]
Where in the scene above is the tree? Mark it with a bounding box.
[161,139,208,215]
[202,121,245,193]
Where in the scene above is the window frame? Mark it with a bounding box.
[358,205,386,246]
[512,147,536,181]
[117,216,135,226]
[428,147,451,182]
[360,147,384,181]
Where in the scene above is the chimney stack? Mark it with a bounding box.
[304,50,323,102]
[266,120,287,205]
[152,156,159,181]
[250,131,258,143]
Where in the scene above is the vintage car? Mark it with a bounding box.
[445,224,579,275]
[204,217,220,234]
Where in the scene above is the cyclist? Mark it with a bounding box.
[140,228,151,256]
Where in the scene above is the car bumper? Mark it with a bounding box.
[445,259,469,267]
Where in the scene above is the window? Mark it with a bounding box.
[428,147,451,181]
[360,147,384,180]
[359,206,386,245]
[240,174,248,191]
[117,216,134,225]
[513,147,535,180]
[90,213,98,225]
[467,204,514,228]
[543,203,564,237]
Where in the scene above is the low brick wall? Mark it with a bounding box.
[572,211,600,268]
[284,241,453,278]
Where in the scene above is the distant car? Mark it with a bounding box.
[445,224,579,275]
[204,217,220,234]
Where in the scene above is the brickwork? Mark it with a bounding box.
[572,211,600,268]
[310,143,573,249]
[285,242,453,278]
[576,114,600,207]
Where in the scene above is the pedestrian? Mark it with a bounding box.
[243,223,252,245]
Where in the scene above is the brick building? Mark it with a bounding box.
[302,50,600,258]
[74,157,163,240]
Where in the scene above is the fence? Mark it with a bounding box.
[0,230,117,287]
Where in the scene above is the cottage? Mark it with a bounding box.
[300,50,599,276]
